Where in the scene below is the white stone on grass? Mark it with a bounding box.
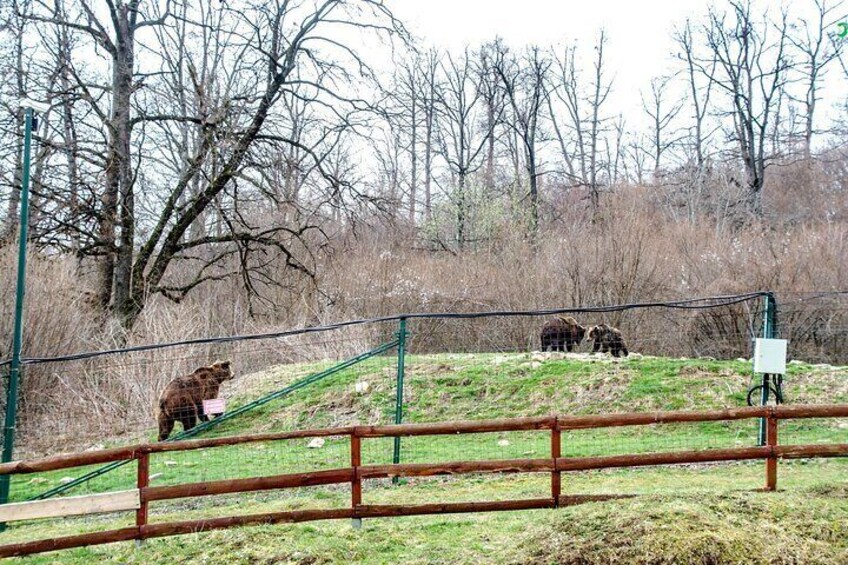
[354,381,370,393]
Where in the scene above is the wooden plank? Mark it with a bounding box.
[0,526,139,559]
[556,406,769,431]
[147,426,354,454]
[774,443,848,459]
[0,490,140,523]
[558,494,637,505]
[0,428,354,476]
[6,404,848,478]
[356,498,555,517]
[359,458,555,480]
[773,404,848,420]
[140,508,353,539]
[0,447,138,476]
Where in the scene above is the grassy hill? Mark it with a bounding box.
[4,352,848,564]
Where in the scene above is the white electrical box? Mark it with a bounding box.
[753,338,787,374]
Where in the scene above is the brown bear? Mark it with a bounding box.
[157,360,234,441]
[540,316,586,352]
[587,324,629,357]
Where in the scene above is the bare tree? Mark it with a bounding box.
[420,49,440,223]
[549,30,613,216]
[477,39,508,194]
[435,48,496,249]
[26,0,405,329]
[0,0,29,243]
[702,1,791,217]
[641,75,682,183]
[493,45,550,237]
[674,19,718,223]
[789,0,843,161]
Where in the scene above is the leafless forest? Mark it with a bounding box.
[1,0,848,362]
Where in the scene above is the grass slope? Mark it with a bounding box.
[4,352,848,563]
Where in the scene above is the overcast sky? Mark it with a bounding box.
[386,0,848,133]
[391,0,706,101]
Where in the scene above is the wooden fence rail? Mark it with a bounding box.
[0,404,846,558]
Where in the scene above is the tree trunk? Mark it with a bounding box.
[110,8,137,325]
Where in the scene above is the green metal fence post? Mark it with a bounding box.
[392,318,408,478]
[0,107,35,516]
[758,292,778,445]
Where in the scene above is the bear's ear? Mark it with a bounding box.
[211,360,231,370]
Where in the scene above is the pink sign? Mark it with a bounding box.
[203,398,226,415]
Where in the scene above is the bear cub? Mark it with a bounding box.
[587,324,629,357]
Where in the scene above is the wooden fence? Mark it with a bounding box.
[0,404,847,558]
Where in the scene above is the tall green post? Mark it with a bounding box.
[392,318,407,475]
[758,292,778,446]
[0,107,35,513]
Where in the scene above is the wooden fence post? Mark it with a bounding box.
[136,450,149,545]
[551,421,561,507]
[766,413,778,491]
[351,430,362,529]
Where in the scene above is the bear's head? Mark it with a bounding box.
[588,325,608,341]
[576,324,586,343]
[209,360,234,383]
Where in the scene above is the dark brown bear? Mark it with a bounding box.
[540,316,586,352]
[587,324,629,357]
[157,360,234,441]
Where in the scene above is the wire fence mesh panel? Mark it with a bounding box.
[557,463,766,496]
[147,484,352,524]
[361,474,552,506]
[778,417,848,446]
[360,431,551,467]
[0,510,137,549]
[149,436,351,488]
[560,421,760,459]
[405,295,765,359]
[7,320,399,462]
[4,291,848,521]
[775,292,848,365]
[8,460,137,503]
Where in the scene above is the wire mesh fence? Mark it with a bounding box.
[0,291,847,515]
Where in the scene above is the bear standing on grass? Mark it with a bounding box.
[157,360,234,441]
[587,324,629,357]
[540,316,586,352]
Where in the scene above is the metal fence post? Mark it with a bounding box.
[392,318,408,479]
[0,107,35,518]
[758,293,778,445]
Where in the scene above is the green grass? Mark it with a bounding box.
[5,462,848,564]
[10,353,848,502]
[3,352,848,563]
